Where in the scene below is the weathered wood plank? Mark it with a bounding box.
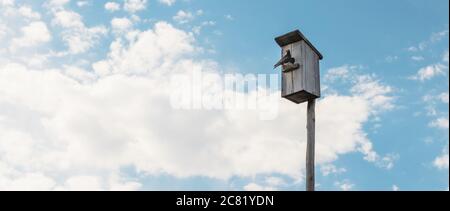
[292,41,302,93]
[281,48,288,96]
[306,99,316,191]
[314,53,321,97]
[307,46,313,94]
[301,41,308,93]
[282,71,287,96]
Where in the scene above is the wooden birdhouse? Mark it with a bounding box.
[275,30,323,104]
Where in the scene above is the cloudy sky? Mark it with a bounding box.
[0,0,448,191]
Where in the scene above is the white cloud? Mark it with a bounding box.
[111,17,133,34]
[192,21,216,35]
[124,0,147,13]
[385,56,398,63]
[225,14,234,21]
[335,180,354,191]
[323,65,398,168]
[1,7,29,47]
[77,1,89,7]
[408,29,449,52]
[53,174,141,191]
[48,0,70,5]
[438,92,449,104]
[0,172,56,191]
[243,176,285,191]
[350,74,395,113]
[243,183,277,191]
[392,185,399,191]
[196,10,204,16]
[60,176,103,191]
[173,10,195,24]
[410,63,447,81]
[324,65,358,82]
[411,56,424,61]
[52,10,83,28]
[377,153,399,170]
[63,26,108,54]
[430,30,449,43]
[45,0,70,11]
[64,65,97,83]
[92,60,112,77]
[11,21,51,50]
[265,177,285,187]
[320,164,346,176]
[51,9,107,54]
[18,6,41,20]
[0,3,53,67]
[108,177,142,191]
[407,46,419,52]
[422,92,449,121]
[0,0,15,7]
[93,21,196,76]
[158,0,175,6]
[429,117,449,129]
[202,21,215,26]
[105,2,120,12]
[48,0,70,6]
[434,154,449,170]
[0,23,8,41]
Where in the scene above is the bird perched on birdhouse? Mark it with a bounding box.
[274,50,295,69]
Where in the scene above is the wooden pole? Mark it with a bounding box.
[306,99,316,191]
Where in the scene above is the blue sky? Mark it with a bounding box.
[0,0,448,191]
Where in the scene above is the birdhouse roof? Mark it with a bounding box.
[275,30,323,60]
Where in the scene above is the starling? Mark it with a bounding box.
[274,50,295,69]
